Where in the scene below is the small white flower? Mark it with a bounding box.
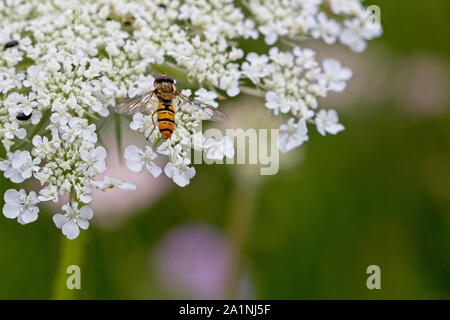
[75,184,93,204]
[219,73,240,97]
[3,122,26,140]
[92,176,137,191]
[242,19,259,39]
[130,113,155,137]
[23,65,46,91]
[11,150,40,180]
[319,59,353,92]
[3,189,40,225]
[0,157,24,183]
[340,17,382,53]
[203,136,235,160]
[0,151,40,183]
[53,203,93,240]
[315,109,345,136]
[156,140,174,156]
[298,104,315,120]
[293,47,317,70]
[279,118,309,153]
[329,0,362,15]
[259,26,279,45]
[311,13,340,44]
[164,162,196,187]
[128,75,155,98]
[31,110,43,125]
[242,52,273,84]
[38,185,59,203]
[82,124,98,147]
[80,146,107,177]
[50,101,70,126]
[195,89,218,108]
[124,145,162,178]
[265,91,290,115]
[6,92,37,118]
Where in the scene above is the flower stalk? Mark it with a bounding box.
[52,234,87,299]
[224,176,260,299]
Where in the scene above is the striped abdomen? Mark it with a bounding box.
[157,99,175,139]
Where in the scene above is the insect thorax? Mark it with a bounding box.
[155,81,176,101]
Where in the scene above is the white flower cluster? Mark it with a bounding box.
[0,0,380,239]
[242,48,350,153]
[247,0,382,52]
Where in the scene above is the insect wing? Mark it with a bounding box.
[197,103,229,121]
[113,96,144,114]
[178,94,229,121]
[114,93,153,115]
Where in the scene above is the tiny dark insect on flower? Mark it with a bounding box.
[16,112,32,121]
[158,4,167,10]
[124,16,135,26]
[4,40,19,49]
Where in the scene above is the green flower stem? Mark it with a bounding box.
[224,177,259,299]
[52,234,87,300]
[114,112,123,163]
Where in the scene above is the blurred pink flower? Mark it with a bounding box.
[151,223,253,299]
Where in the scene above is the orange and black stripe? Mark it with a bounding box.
[157,98,175,139]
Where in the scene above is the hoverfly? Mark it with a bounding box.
[114,75,229,139]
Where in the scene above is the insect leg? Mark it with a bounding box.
[146,110,157,141]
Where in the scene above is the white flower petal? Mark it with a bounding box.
[3,203,21,219]
[62,221,80,240]
[77,218,90,230]
[124,145,141,161]
[118,182,137,190]
[53,214,68,229]
[4,189,20,204]
[147,164,162,178]
[79,206,93,220]
[127,160,143,173]
[20,209,38,224]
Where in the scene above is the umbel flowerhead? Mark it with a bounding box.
[0,0,381,239]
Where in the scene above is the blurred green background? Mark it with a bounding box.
[0,0,449,299]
